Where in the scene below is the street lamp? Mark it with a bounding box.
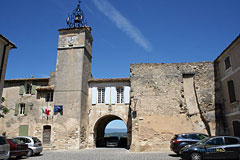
[133,96,138,111]
[132,96,138,118]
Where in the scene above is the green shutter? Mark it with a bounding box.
[19,85,24,95]
[14,104,19,116]
[19,125,29,136]
[24,104,28,116]
[31,85,36,95]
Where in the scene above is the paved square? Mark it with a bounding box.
[27,148,181,160]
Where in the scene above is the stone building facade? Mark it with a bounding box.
[215,34,240,137]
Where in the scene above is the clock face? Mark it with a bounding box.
[68,36,77,45]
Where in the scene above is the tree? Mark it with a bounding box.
[0,97,9,118]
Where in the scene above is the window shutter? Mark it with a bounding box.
[14,104,19,116]
[111,87,116,104]
[31,85,36,95]
[92,87,97,105]
[24,104,28,116]
[105,87,110,105]
[19,85,24,95]
[124,86,130,104]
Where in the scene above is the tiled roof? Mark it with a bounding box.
[36,85,54,91]
[0,34,17,48]
[89,78,130,83]
[5,78,49,82]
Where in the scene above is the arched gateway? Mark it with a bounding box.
[94,115,130,148]
[87,78,132,149]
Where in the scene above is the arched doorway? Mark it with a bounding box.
[232,120,240,137]
[94,115,131,149]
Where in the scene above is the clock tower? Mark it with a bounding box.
[53,1,93,149]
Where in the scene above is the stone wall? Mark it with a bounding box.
[130,62,215,151]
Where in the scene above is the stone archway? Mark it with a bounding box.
[93,114,131,148]
[232,120,240,137]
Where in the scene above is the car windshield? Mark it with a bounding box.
[195,137,210,145]
[0,136,8,145]
[32,137,41,143]
[9,139,23,144]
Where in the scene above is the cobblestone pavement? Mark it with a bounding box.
[22,148,182,160]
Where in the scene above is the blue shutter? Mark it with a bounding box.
[92,87,97,105]
[111,87,116,104]
[124,86,130,104]
[105,87,110,105]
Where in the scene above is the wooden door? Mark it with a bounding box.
[43,125,51,144]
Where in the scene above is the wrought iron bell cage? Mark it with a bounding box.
[66,0,87,28]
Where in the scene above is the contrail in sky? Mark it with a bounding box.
[92,0,152,52]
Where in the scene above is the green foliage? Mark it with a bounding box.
[0,97,8,118]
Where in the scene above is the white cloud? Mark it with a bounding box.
[92,0,152,52]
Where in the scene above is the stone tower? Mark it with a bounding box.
[53,1,93,149]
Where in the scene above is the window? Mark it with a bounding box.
[180,134,188,139]
[188,134,198,140]
[198,134,208,140]
[224,56,231,70]
[98,88,105,104]
[46,92,53,102]
[0,137,8,145]
[26,83,32,94]
[227,80,236,103]
[225,137,239,145]
[206,137,224,146]
[117,87,124,103]
[19,103,25,115]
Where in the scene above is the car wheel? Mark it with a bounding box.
[27,149,33,157]
[35,152,41,156]
[191,152,202,160]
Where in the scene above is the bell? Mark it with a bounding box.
[75,15,81,23]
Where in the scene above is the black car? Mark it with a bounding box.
[180,136,240,160]
[170,133,208,155]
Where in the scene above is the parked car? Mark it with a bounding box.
[0,135,10,160]
[180,136,240,160]
[105,136,119,147]
[13,136,43,156]
[7,138,28,158]
[170,133,208,155]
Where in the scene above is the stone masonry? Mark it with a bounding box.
[130,62,216,151]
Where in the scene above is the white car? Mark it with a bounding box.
[13,136,43,156]
[0,135,10,160]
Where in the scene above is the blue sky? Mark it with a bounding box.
[106,120,126,130]
[1,0,239,80]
